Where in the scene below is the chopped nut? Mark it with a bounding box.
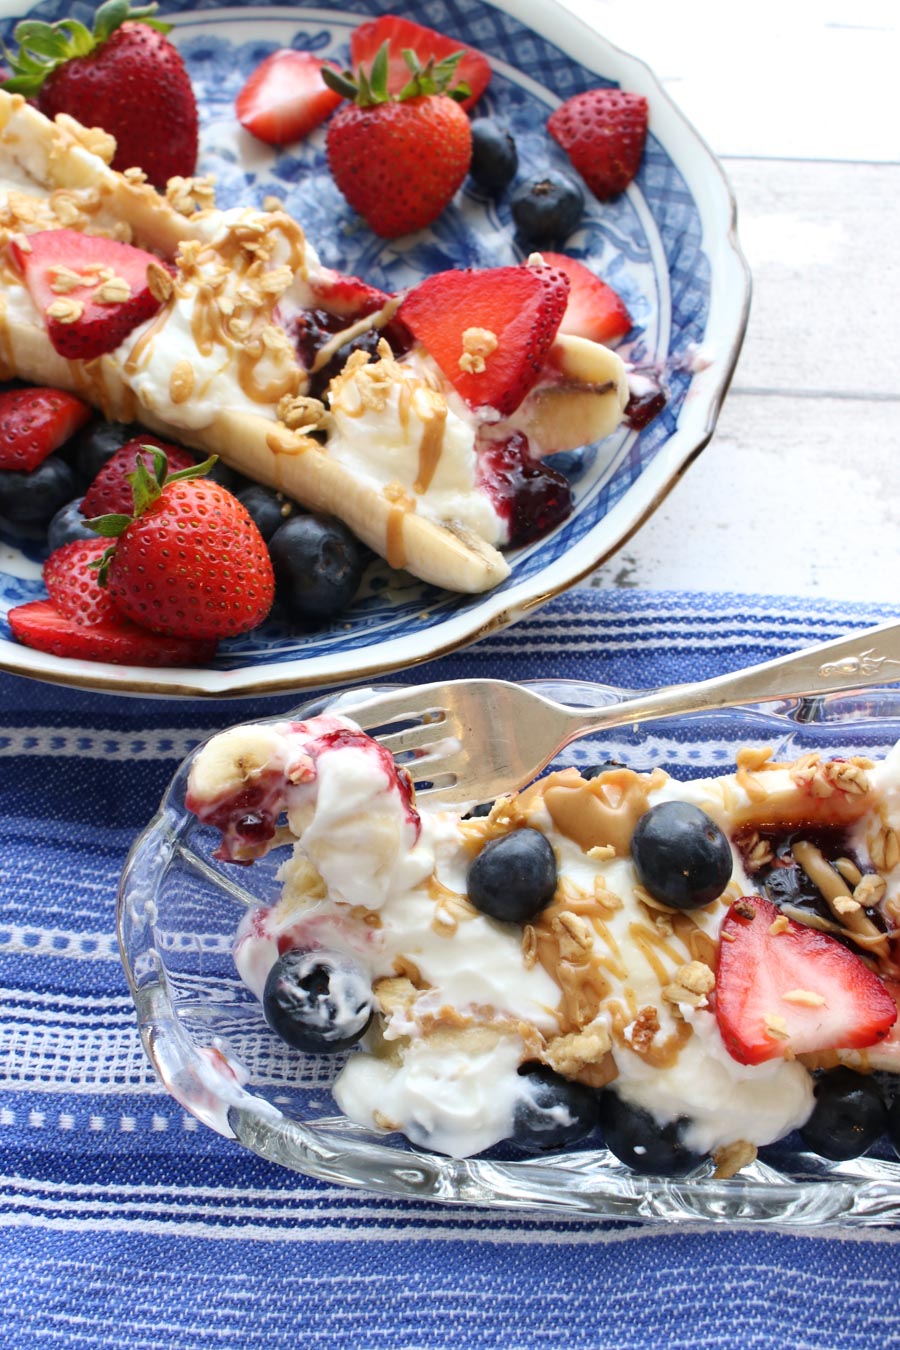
[169,360,195,405]
[629,1006,660,1055]
[553,910,594,960]
[587,844,616,861]
[278,393,328,432]
[871,824,900,873]
[522,924,537,970]
[54,113,115,163]
[123,166,148,185]
[45,297,83,324]
[166,173,217,215]
[373,976,417,1016]
[832,895,861,916]
[769,914,791,936]
[734,899,757,920]
[713,1140,757,1179]
[258,264,294,296]
[676,961,715,995]
[458,326,498,374]
[763,1013,789,1040]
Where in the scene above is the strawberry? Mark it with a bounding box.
[397,262,570,416]
[308,268,392,320]
[1,1,197,188]
[540,252,632,345]
[322,44,472,239]
[90,448,274,640]
[0,386,91,472]
[82,437,195,516]
[350,15,491,112]
[715,897,897,1066]
[8,599,216,666]
[548,88,648,200]
[10,230,165,362]
[236,49,343,146]
[44,538,119,626]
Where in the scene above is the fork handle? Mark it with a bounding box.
[560,618,900,743]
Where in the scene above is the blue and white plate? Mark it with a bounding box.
[0,0,750,697]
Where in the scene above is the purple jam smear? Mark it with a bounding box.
[476,432,573,548]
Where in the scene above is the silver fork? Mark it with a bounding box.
[344,618,900,805]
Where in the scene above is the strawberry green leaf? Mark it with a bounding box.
[165,454,218,484]
[320,66,359,100]
[88,542,117,587]
[85,513,132,539]
[127,455,162,517]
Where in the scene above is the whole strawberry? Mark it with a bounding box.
[322,43,472,239]
[2,0,197,188]
[548,88,648,200]
[89,449,274,639]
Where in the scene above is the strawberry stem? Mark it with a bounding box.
[321,40,469,107]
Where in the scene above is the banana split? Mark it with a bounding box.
[186,716,900,1177]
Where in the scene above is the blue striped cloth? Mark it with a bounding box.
[3,588,899,1349]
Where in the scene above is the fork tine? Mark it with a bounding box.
[376,721,449,757]
[343,683,447,732]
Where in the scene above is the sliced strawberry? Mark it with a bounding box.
[0,386,91,472]
[236,49,343,146]
[397,264,570,416]
[548,88,648,200]
[44,538,119,626]
[8,600,216,667]
[350,15,491,112]
[81,438,196,517]
[540,252,632,345]
[715,897,897,1066]
[10,229,165,362]
[307,267,392,320]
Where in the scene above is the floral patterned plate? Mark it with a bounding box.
[0,0,750,697]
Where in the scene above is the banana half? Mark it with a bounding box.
[0,93,626,594]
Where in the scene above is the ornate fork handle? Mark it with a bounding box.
[557,619,900,745]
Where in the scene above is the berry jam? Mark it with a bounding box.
[289,309,412,402]
[476,432,572,548]
[735,825,886,953]
[624,369,668,431]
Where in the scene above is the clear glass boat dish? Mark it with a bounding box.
[118,680,900,1224]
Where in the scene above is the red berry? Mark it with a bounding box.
[82,437,196,517]
[548,88,648,200]
[350,15,491,112]
[33,20,197,187]
[398,263,570,416]
[236,49,343,146]
[107,478,275,640]
[8,599,216,666]
[44,538,119,626]
[715,896,897,1066]
[11,230,165,362]
[539,252,632,345]
[0,386,90,472]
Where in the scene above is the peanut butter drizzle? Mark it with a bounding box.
[413,403,447,494]
[124,303,172,374]
[536,766,666,855]
[385,504,407,569]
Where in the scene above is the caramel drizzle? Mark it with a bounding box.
[413,402,447,494]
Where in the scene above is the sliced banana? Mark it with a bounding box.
[187,723,286,803]
[512,333,629,453]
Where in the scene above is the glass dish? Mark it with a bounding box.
[118,681,900,1224]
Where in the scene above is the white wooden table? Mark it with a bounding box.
[561,0,899,603]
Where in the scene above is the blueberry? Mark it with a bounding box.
[467,827,557,923]
[510,171,584,245]
[463,801,495,819]
[631,801,732,910]
[511,1064,598,1153]
[237,484,300,542]
[469,119,518,194]
[0,456,77,529]
[67,419,141,484]
[582,759,626,780]
[269,514,365,622]
[46,497,97,551]
[800,1069,887,1161]
[262,947,373,1054]
[598,1091,704,1175]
